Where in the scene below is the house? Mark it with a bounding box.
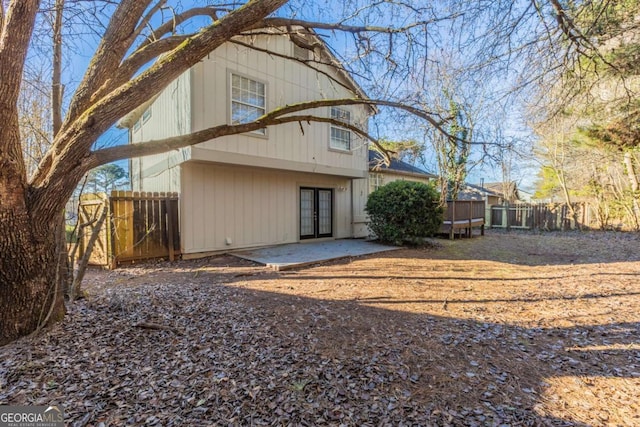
[119,29,375,257]
[367,150,437,191]
[351,150,437,236]
[454,181,522,227]
[459,181,521,206]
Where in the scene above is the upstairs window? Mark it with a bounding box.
[330,106,351,151]
[231,73,266,135]
[142,106,152,123]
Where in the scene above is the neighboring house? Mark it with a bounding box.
[352,150,437,236]
[367,150,437,191]
[457,181,522,225]
[459,181,521,206]
[119,29,375,257]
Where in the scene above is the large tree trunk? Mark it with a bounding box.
[0,202,66,346]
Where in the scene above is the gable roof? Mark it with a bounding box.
[119,28,374,129]
[461,181,521,202]
[456,184,489,201]
[296,29,372,111]
[368,150,436,179]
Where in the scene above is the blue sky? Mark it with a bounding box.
[51,0,536,189]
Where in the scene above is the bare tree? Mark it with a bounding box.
[18,70,52,178]
[534,116,582,222]
[0,0,465,344]
[433,96,474,202]
[2,0,639,345]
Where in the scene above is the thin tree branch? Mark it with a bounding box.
[257,15,460,34]
[229,38,356,95]
[138,6,220,49]
[62,0,154,130]
[88,98,450,168]
[52,0,64,137]
[30,0,291,220]
[31,0,289,191]
[131,0,167,43]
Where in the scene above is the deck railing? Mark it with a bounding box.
[440,200,486,239]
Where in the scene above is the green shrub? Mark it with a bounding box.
[365,180,443,245]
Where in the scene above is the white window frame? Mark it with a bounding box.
[230,72,267,136]
[370,173,384,193]
[142,107,151,123]
[330,106,351,151]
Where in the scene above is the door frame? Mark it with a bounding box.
[299,187,334,240]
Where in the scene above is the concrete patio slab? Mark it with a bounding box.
[231,239,400,271]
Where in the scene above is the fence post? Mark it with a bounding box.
[485,203,491,227]
[166,196,175,262]
[449,201,455,240]
[108,191,116,269]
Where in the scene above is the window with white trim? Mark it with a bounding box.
[330,106,351,151]
[231,73,266,135]
[142,107,151,123]
[369,173,384,193]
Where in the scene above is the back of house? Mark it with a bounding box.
[120,29,374,256]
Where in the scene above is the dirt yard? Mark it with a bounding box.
[1,230,639,426]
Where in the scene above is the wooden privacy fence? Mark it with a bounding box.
[79,191,180,267]
[489,203,590,230]
[440,200,486,239]
[77,193,110,266]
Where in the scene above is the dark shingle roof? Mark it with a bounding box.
[461,182,521,202]
[368,150,436,179]
[456,185,487,201]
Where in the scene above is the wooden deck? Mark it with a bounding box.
[440,200,486,239]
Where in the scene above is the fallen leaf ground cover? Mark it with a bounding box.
[1,230,639,426]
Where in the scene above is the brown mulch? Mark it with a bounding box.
[1,230,639,426]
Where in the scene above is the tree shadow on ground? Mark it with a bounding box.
[5,231,637,424]
[1,268,638,426]
[426,230,640,266]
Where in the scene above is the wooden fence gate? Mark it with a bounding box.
[77,193,110,266]
[79,191,180,267]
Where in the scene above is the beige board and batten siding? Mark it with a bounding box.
[124,31,372,255]
[352,178,370,238]
[181,163,354,254]
[129,72,192,192]
[189,35,370,177]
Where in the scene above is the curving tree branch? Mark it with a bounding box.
[88,97,451,169]
[62,0,155,129]
[30,0,289,203]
